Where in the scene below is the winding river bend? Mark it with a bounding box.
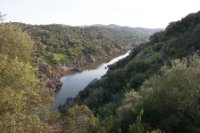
[53,51,130,109]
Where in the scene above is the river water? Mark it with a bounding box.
[53,51,130,109]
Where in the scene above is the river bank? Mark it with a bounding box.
[39,49,132,92]
[58,48,131,73]
[52,51,130,110]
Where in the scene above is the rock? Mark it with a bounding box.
[73,67,82,72]
[47,81,55,89]
[67,63,76,68]
[38,61,62,92]
[59,65,70,73]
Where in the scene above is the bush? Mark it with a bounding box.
[140,54,200,133]
[64,105,97,133]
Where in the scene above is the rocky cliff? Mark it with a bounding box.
[38,61,62,92]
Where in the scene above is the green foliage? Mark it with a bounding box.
[129,109,147,133]
[2,10,200,133]
[0,55,53,132]
[52,52,68,62]
[128,110,163,133]
[0,24,33,62]
[117,90,142,122]
[14,23,154,65]
[140,54,200,133]
[76,10,200,117]
[90,116,122,133]
[148,129,163,133]
[63,105,97,133]
[0,113,53,132]
[74,11,200,133]
[0,23,53,132]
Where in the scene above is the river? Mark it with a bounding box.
[53,51,130,109]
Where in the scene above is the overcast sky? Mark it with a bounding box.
[1,0,200,28]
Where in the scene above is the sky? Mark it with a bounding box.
[0,0,200,28]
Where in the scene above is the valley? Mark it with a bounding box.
[53,51,130,110]
[1,3,200,132]
[16,23,159,92]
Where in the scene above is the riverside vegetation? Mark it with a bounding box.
[14,22,158,91]
[0,11,200,133]
[72,11,200,133]
[16,23,157,67]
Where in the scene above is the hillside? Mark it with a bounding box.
[1,10,200,133]
[0,21,55,132]
[72,11,200,132]
[9,23,158,91]
[94,24,162,39]
[15,23,159,69]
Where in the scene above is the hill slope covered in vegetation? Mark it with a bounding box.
[72,11,200,133]
[0,20,58,132]
[15,23,158,67]
[11,23,159,91]
[2,10,200,133]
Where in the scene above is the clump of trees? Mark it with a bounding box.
[15,23,149,65]
[63,105,97,133]
[74,11,200,132]
[0,18,55,132]
[86,54,200,133]
[1,11,200,133]
[76,11,200,122]
[0,24,33,62]
[140,54,200,132]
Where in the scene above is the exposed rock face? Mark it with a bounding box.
[37,47,131,93]
[38,61,62,92]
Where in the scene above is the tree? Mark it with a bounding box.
[0,22,54,132]
[64,105,97,133]
[117,90,142,123]
[140,54,200,133]
[129,109,147,133]
[0,54,53,132]
[0,24,33,62]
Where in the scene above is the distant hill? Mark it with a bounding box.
[13,23,159,67]
[93,24,162,39]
